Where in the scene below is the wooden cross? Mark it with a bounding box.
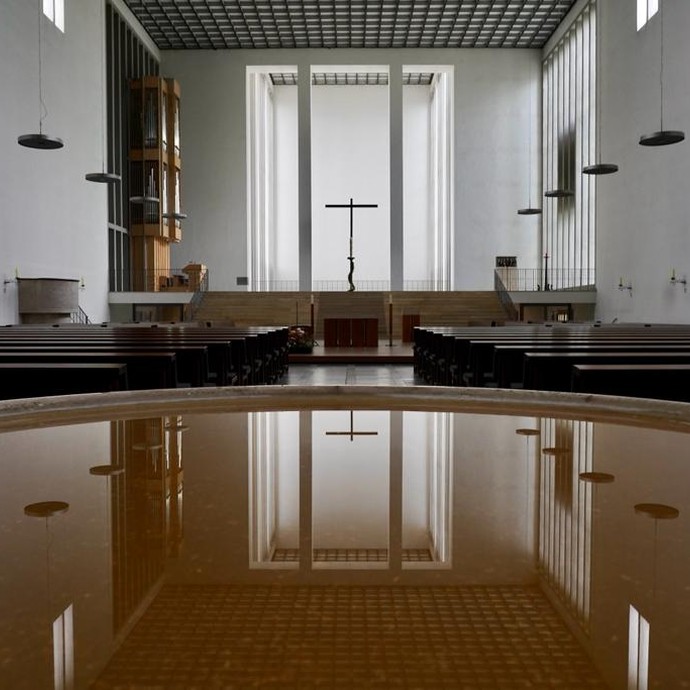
[325,197,378,291]
[325,410,379,442]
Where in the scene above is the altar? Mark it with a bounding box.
[323,317,378,347]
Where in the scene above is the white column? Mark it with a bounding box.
[389,67,404,291]
[389,411,403,572]
[298,63,312,291]
[299,410,312,572]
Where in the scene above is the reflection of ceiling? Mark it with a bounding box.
[96,584,606,686]
[270,72,435,86]
[123,1,577,50]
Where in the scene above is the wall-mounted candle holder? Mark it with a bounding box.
[669,269,687,293]
[618,277,633,296]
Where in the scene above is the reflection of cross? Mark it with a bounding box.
[325,197,378,291]
[325,410,379,442]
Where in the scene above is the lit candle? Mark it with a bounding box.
[671,268,676,281]
[619,276,623,287]
[389,293,393,305]
[310,293,314,305]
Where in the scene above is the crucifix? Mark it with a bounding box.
[325,197,378,291]
[325,410,379,442]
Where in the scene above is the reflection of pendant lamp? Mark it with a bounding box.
[516,428,541,556]
[639,1,685,147]
[24,502,70,614]
[24,500,70,682]
[85,0,120,183]
[517,66,542,216]
[18,0,64,149]
[579,471,615,517]
[583,3,619,174]
[542,446,570,456]
[90,466,124,557]
[579,471,615,484]
[634,503,679,601]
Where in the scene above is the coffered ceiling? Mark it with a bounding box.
[123,1,576,50]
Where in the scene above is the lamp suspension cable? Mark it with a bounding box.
[18,0,64,149]
[86,0,120,183]
[518,62,542,215]
[583,2,618,175]
[639,0,685,146]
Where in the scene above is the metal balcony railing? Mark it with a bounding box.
[70,306,92,325]
[494,268,596,293]
[249,280,453,292]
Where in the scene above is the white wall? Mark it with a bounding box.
[455,51,542,287]
[403,86,431,284]
[312,85,390,285]
[596,0,690,323]
[164,49,541,291]
[0,0,113,324]
[273,85,299,284]
[312,411,390,547]
[273,82,432,287]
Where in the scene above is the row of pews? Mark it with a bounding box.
[414,322,690,402]
[0,323,289,400]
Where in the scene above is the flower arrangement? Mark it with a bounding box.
[288,325,316,353]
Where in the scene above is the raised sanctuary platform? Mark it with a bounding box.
[289,341,413,364]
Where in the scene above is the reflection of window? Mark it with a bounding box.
[53,604,74,690]
[637,0,659,31]
[43,0,64,31]
[628,605,650,689]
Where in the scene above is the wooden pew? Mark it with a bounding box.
[571,363,690,401]
[0,351,177,390]
[0,363,128,400]
[521,351,690,391]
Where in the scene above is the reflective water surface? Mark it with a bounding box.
[1,404,687,688]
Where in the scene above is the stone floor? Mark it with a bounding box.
[282,363,417,387]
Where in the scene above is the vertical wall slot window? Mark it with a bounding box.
[637,0,659,31]
[542,0,596,290]
[628,605,650,690]
[43,0,64,32]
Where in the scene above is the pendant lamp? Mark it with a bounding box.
[583,4,619,174]
[544,58,573,198]
[18,0,64,149]
[544,143,574,196]
[86,0,120,183]
[517,65,542,216]
[639,1,685,146]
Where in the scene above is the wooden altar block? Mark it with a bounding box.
[364,318,378,347]
[324,318,339,347]
[337,319,352,347]
[351,318,367,347]
[402,314,420,343]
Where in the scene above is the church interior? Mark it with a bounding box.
[2,0,690,688]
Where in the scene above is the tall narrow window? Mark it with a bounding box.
[247,69,276,291]
[428,70,454,290]
[43,0,64,31]
[53,604,74,690]
[637,0,659,31]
